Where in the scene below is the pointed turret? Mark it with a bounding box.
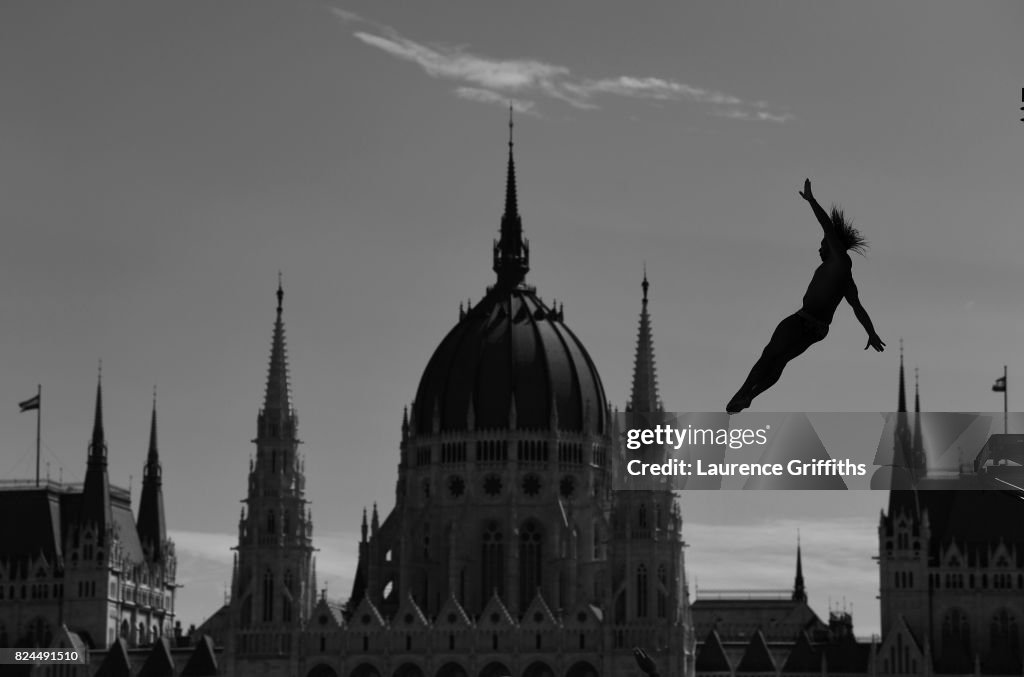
[493,106,530,287]
[259,275,297,441]
[888,340,919,515]
[138,390,167,562]
[894,340,913,468]
[627,266,662,413]
[81,370,113,540]
[912,368,925,472]
[792,534,807,602]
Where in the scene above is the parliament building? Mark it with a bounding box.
[1,123,1022,676]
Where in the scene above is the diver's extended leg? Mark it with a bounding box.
[727,315,814,413]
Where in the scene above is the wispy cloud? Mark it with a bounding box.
[565,77,743,106]
[170,530,359,626]
[330,8,791,122]
[455,87,537,114]
[715,108,795,123]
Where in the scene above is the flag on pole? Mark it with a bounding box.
[19,394,40,412]
[992,376,1007,393]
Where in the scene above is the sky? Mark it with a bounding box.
[1,0,1022,637]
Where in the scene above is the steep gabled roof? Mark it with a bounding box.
[181,634,219,676]
[436,592,473,628]
[736,629,775,673]
[392,592,430,628]
[95,637,133,677]
[781,631,820,673]
[137,637,175,677]
[695,630,732,673]
[520,590,558,627]
[480,590,516,627]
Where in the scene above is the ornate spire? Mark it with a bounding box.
[91,363,106,459]
[792,533,806,602]
[493,106,530,287]
[138,389,167,562]
[914,367,920,413]
[261,276,296,439]
[81,367,113,539]
[912,367,925,474]
[627,268,662,413]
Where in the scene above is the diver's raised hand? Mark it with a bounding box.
[799,178,814,202]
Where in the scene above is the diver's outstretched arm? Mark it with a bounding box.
[845,280,885,352]
[799,179,844,254]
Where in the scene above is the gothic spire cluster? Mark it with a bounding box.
[138,389,167,562]
[82,370,113,540]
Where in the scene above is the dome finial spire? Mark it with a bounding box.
[277,271,284,314]
[493,109,529,286]
[642,262,649,303]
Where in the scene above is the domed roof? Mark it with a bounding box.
[411,120,608,437]
[413,286,608,436]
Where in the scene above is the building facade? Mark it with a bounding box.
[209,125,695,677]
[0,382,177,652]
[874,356,1024,676]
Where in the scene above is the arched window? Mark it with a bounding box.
[941,607,970,653]
[638,504,647,528]
[991,608,1020,653]
[267,510,276,535]
[481,521,504,602]
[636,564,648,618]
[283,510,291,536]
[25,618,51,648]
[519,521,543,610]
[592,522,602,559]
[263,570,274,622]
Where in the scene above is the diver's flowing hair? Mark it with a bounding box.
[830,205,868,255]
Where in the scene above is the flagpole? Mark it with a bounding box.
[36,384,42,487]
[1003,365,1008,435]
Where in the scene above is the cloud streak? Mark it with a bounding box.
[170,530,359,627]
[331,9,790,122]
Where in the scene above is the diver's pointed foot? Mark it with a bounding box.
[726,394,751,415]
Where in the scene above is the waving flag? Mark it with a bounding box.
[19,393,40,412]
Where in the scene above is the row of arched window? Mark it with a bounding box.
[0,618,51,648]
[480,520,546,612]
[940,607,1021,651]
[929,571,1024,590]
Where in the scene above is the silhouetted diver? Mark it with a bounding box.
[726,179,885,413]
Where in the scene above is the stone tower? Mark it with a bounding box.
[606,271,694,676]
[228,279,317,671]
